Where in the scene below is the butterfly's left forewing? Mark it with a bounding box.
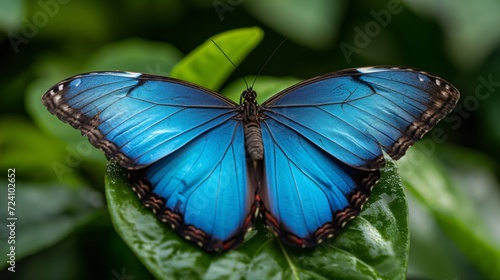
[42,72,257,251]
[259,67,459,246]
[43,72,239,168]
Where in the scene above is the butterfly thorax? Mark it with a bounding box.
[241,89,263,161]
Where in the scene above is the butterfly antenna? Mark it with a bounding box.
[211,40,249,89]
[251,38,288,89]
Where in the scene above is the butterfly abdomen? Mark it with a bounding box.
[244,121,263,160]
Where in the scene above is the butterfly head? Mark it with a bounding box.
[239,88,258,106]
[240,88,261,124]
[242,88,257,102]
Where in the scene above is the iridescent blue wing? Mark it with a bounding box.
[43,72,238,168]
[42,72,256,251]
[259,67,459,247]
[130,120,257,251]
[259,123,380,247]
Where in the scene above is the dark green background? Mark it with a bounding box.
[1,0,499,279]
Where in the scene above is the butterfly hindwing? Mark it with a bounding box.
[130,120,257,251]
[259,120,379,247]
[259,67,459,246]
[42,71,257,251]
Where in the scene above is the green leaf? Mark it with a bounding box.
[399,145,500,279]
[0,183,103,270]
[170,27,264,91]
[106,159,408,279]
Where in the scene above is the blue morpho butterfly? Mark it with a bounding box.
[42,58,459,252]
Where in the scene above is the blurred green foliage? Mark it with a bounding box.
[1,1,500,279]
